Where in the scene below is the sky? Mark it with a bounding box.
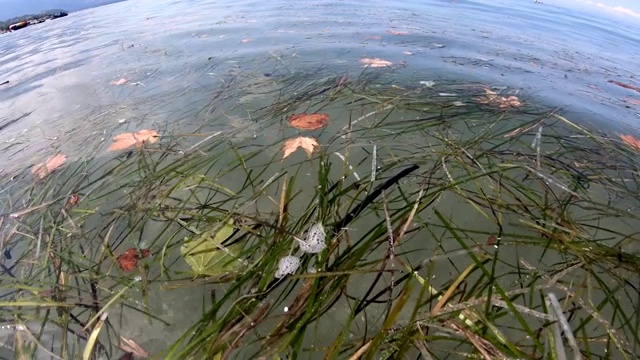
[541,0,640,19]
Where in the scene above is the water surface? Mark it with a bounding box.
[1,0,639,176]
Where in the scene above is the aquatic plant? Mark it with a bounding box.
[1,63,639,360]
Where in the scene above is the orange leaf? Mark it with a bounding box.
[359,58,392,68]
[111,78,129,85]
[386,29,409,35]
[107,129,159,151]
[288,113,329,130]
[116,248,151,272]
[623,98,640,105]
[620,134,640,150]
[282,136,319,160]
[32,153,67,179]
[119,337,149,358]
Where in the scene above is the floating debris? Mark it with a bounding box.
[297,223,326,254]
[282,136,319,160]
[275,255,301,279]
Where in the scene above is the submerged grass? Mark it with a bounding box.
[1,63,640,360]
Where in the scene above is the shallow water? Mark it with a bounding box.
[1,0,640,358]
[1,0,639,176]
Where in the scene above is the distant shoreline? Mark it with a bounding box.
[0,10,68,34]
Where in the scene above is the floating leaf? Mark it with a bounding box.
[241,38,252,43]
[275,255,300,279]
[620,134,640,151]
[180,218,242,276]
[623,98,640,105]
[386,29,409,35]
[119,337,149,358]
[107,129,159,151]
[282,136,319,160]
[359,58,392,68]
[288,113,329,130]
[111,78,129,85]
[116,248,151,272]
[477,87,522,109]
[32,153,67,179]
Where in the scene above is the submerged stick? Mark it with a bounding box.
[331,164,419,234]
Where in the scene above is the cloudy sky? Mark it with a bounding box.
[1,0,639,22]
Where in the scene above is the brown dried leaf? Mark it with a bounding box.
[119,337,149,358]
[32,153,67,179]
[359,57,392,68]
[107,129,159,151]
[116,248,151,272]
[620,134,640,151]
[111,78,129,85]
[65,194,80,209]
[282,136,319,160]
[288,113,329,130]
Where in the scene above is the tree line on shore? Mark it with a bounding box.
[0,9,68,32]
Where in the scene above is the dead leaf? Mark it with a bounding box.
[118,353,133,360]
[608,80,640,93]
[119,337,149,358]
[620,134,640,151]
[364,35,382,41]
[477,87,522,109]
[241,38,252,43]
[623,98,640,105]
[65,194,80,209]
[282,136,319,160]
[107,129,159,151]
[32,153,67,179]
[111,78,129,85]
[359,58,393,68]
[116,248,151,272]
[288,113,329,130]
[386,29,409,35]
